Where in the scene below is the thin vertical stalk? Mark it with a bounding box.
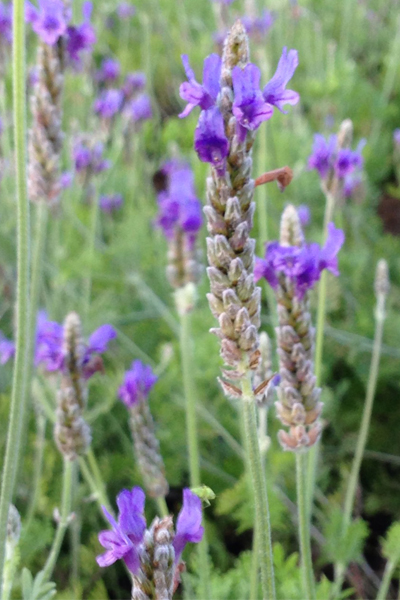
[156,497,169,519]
[87,448,111,513]
[333,293,385,594]
[179,309,210,600]
[41,459,73,581]
[0,0,30,593]
[24,412,47,532]
[241,371,276,600]
[377,559,397,600]
[78,456,111,514]
[296,453,316,600]
[82,192,99,320]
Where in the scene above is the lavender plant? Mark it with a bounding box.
[179,19,299,599]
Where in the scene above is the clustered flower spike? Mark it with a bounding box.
[118,360,157,408]
[0,3,12,45]
[35,311,117,379]
[66,2,96,67]
[97,486,203,597]
[119,361,168,498]
[179,39,298,173]
[255,222,344,298]
[155,159,203,290]
[308,131,366,197]
[99,193,123,214]
[256,205,345,451]
[96,57,121,83]
[94,89,124,120]
[241,10,274,39]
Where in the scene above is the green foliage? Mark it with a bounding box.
[381,522,400,563]
[322,507,369,566]
[21,569,56,600]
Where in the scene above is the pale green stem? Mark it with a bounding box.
[377,559,397,600]
[0,0,30,593]
[69,462,80,589]
[296,453,316,600]
[250,524,260,600]
[24,412,47,532]
[78,456,111,515]
[333,292,386,594]
[82,191,100,320]
[41,459,73,582]
[156,497,169,519]
[178,306,211,600]
[307,190,335,509]
[87,448,111,513]
[241,371,276,600]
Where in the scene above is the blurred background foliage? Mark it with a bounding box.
[1,0,400,597]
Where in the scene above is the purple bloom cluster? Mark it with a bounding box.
[308,133,366,187]
[255,223,345,298]
[393,128,400,149]
[116,2,136,19]
[94,89,124,120]
[26,0,96,66]
[242,10,274,39]
[35,311,117,379]
[122,72,146,100]
[118,360,157,408]
[96,486,203,572]
[73,140,110,175]
[99,194,123,214]
[179,47,298,173]
[0,3,12,45]
[155,160,203,243]
[297,204,310,227]
[126,94,152,123]
[96,58,121,84]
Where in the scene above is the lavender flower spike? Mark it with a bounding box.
[194,107,229,176]
[263,47,299,113]
[66,2,96,68]
[118,360,157,408]
[232,63,273,141]
[179,53,221,118]
[26,0,70,45]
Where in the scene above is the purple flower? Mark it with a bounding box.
[122,72,146,100]
[173,489,204,564]
[156,160,203,241]
[263,47,299,113]
[73,140,110,174]
[118,360,157,408]
[394,128,400,149]
[97,487,146,573]
[94,89,124,119]
[97,58,121,83]
[334,140,365,179]
[308,134,337,179]
[211,0,235,4]
[116,2,136,18]
[127,94,152,123]
[60,171,73,189]
[255,222,345,298]
[0,332,15,364]
[35,311,117,378]
[232,64,273,141]
[26,0,70,45]
[0,3,12,44]
[194,107,229,176]
[179,54,221,118]
[99,194,123,214]
[242,10,274,38]
[297,205,310,227]
[342,173,362,198]
[66,2,96,67]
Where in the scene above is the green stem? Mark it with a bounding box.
[250,524,260,600]
[241,371,276,600]
[42,459,73,582]
[0,0,30,593]
[333,292,386,593]
[178,306,211,600]
[156,497,169,518]
[24,412,47,532]
[79,456,111,515]
[87,448,111,512]
[82,192,100,320]
[296,453,316,600]
[377,559,397,600]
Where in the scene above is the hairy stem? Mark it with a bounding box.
[42,459,73,581]
[179,308,211,600]
[241,371,276,600]
[376,559,397,600]
[296,453,316,600]
[0,0,30,592]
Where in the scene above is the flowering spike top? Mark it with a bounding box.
[127,93,152,123]
[255,222,344,298]
[97,487,146,573]
[263,47,299,113]
[308,131,366,188]
[118,360,157,408]
[173,489,204,563]
[96,58,121,83]
[26,0,70,45]
[35,311,117,379]
[179,54,222,118]
[66,2,96,67]
[94,89,124,119]
[232,64,273,141]
[308,134,337,179]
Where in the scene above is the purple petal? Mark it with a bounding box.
[173,489,204,563]
[87,324,117,354]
